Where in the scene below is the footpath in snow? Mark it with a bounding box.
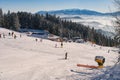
[0,27,119,80]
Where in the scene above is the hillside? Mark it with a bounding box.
[1,10,116,47]
[37,9,118,38]
[0,27,119,80]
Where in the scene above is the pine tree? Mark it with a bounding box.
[0,8,3,27]
[3,10,11,29]
[90,28,95,43]
[14,13,20,31]
[11,13,20,31]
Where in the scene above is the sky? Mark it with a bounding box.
[0,0,115,13]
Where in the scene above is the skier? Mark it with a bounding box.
[20,34,22,38]
[100,46,102,49]
[3,33,5,38]
[35,38,38,42]
[65,52,68,60]
[14,35,17,39]
[0,34,1,38]
[55,43,57,48]
[8,32,11,36]
[12,32,14,37]
[61,42,63,48]
[40,38,42,42]
[108,50,110,53]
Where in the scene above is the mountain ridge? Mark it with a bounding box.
[37,9,120,16]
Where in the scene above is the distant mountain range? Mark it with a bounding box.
[37,9,120,16]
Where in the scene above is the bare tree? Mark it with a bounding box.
[114,0,120,63]
[114,0,120,9]
[114,0,120,33]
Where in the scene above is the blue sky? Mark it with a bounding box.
[0,0,114,13]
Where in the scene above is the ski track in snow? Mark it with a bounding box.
[0,27,119,80]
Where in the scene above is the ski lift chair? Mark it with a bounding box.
[95,56,105,68]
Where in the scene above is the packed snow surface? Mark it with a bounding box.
[0,27,119,80]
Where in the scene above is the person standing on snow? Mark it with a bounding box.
[12,32,14,37]
[3,33,5,38]
[35,38,38,42]
[14,34,17,39]
[61,42,63,48]
[0,34,1,38]
[20,34,22,38]
[65,52,68,60]
[8,32,11,36]
[40,38,42,42]
[108,50,110,53]
[55,43,57,48]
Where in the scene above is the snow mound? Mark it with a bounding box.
[91,61,120,80]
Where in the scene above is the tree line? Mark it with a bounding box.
[0,8,118,46]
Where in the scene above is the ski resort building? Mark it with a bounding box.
[20,29,49,39]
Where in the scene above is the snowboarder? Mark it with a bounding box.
[65,52,68,60]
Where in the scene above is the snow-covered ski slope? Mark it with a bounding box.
[0,27,119,80]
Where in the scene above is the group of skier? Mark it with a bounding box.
[8,32,17,39]
[35,38,43,42]
[55,42,63,48]
[0,31,22,39]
